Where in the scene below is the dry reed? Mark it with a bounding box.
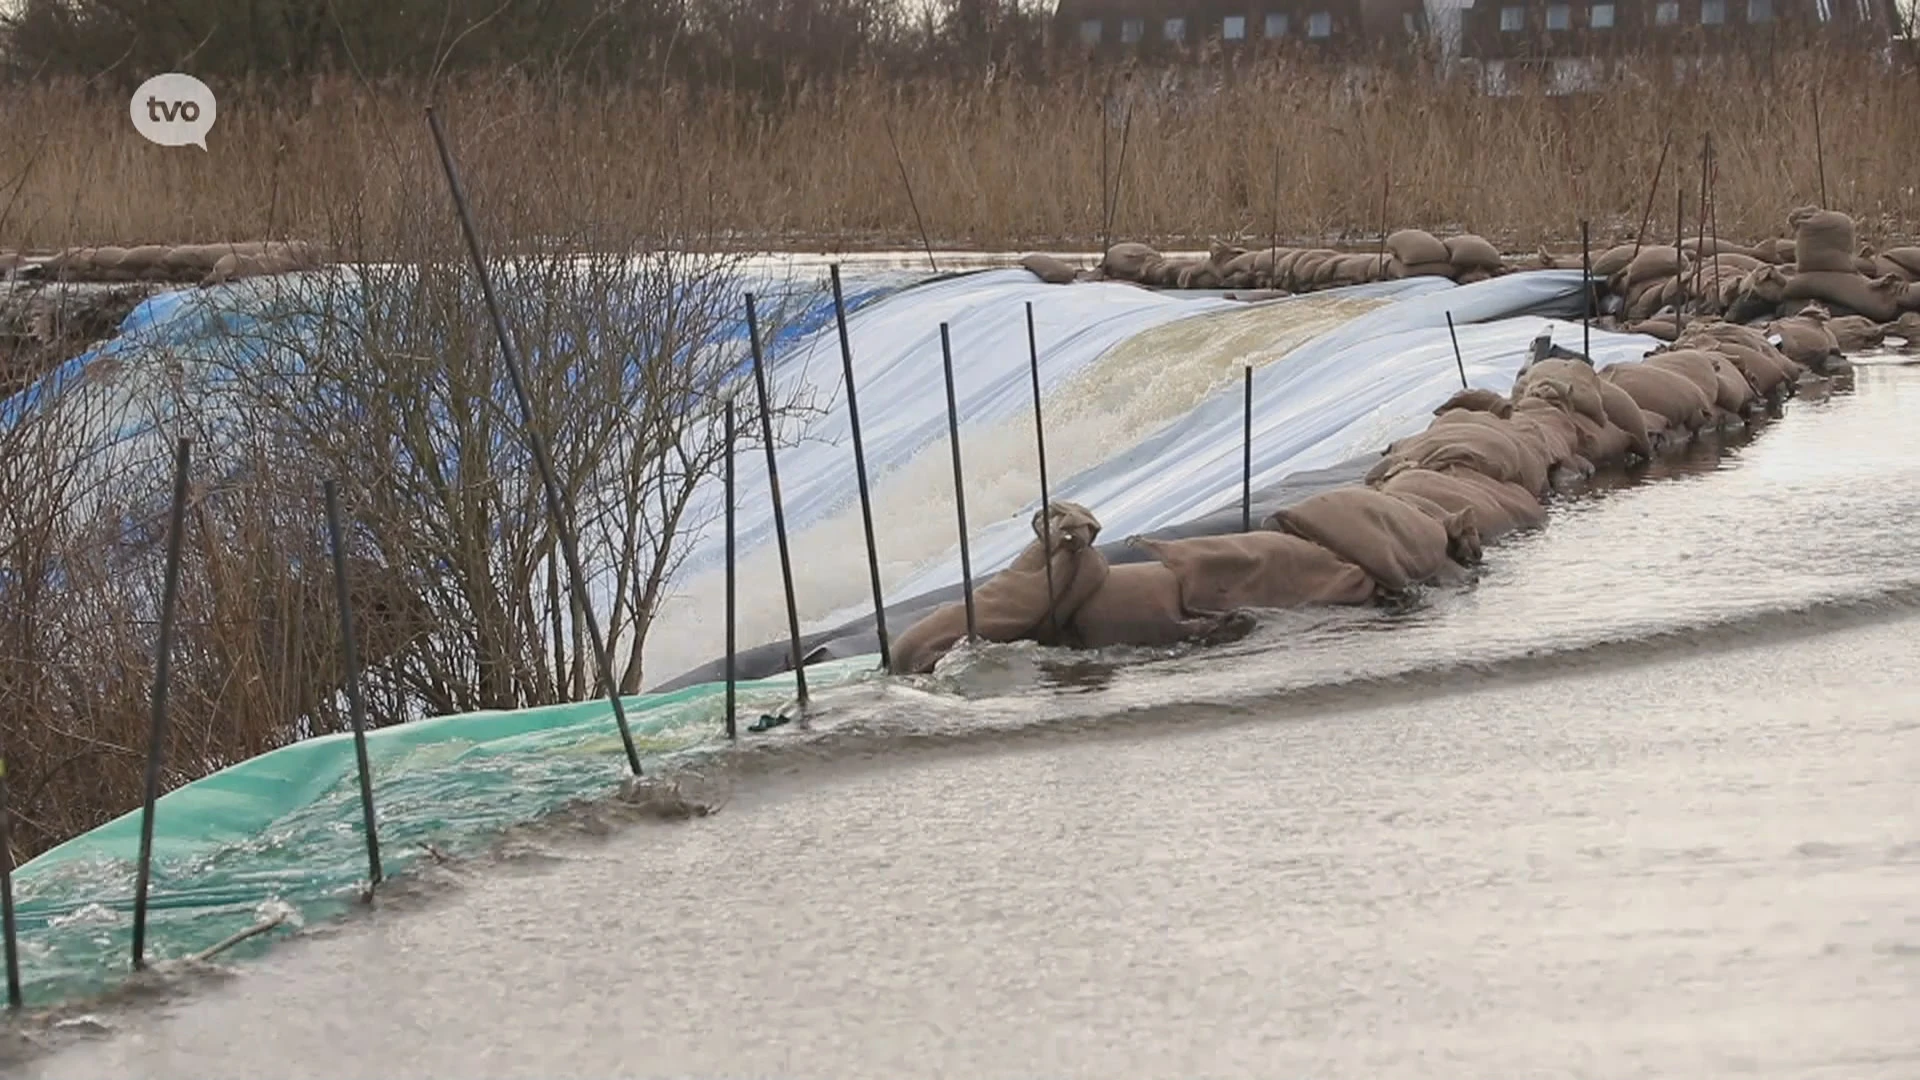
[3,52,1918,257]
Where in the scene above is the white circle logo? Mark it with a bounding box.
[130,73,218,151]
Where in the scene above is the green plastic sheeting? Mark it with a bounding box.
[10,656,881,1006]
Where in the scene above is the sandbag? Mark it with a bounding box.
[1563,410,1634,468]
[1825,314,1886,352]
[1377,467,1536,541]
[1130,532,1378,612]
[1751,237,1796,264]
[1788,206,1857,273]
[1682,237,1762,260]
[1175,261,1223,289]
[1623,245,1685,288]
[1101,242,1159,281]
[1712,360,1757,415]
[1510,397,1588,474]
[1591,243,1641,279]
[1391,258,1456,279]
[1601,362,1715,431]
[1678,324,1798,395]
[1455,269,1494,285]
[888,502,1109,673]
[1381,410,1550,495]
[1329,253,1387,285]
[1443,467,1550,534]
[1386,229,1450,267]
[1445,234,1504,273]
[1513,357,1607,427]
[1432,387,1513,419]
[1881,247,1920,278]
[1596,379,1654,459]
[1020,253,1079,285]
[1067,562,1237,650]
[1782,271,1905,323]
[1626,316,1680,342]
[1263,486,1465,594]
[1765,311,1844,372]
[1644,348,1725,403]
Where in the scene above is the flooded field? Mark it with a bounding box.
[11,360,1919,1076]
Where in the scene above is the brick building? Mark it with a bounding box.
[1458,0,1899,60]
[1052,0,1433,54]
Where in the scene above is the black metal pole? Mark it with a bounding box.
[1632,131,1672,259]
[323,480,382,888]
[132,435,190,972]
[1674,187,1686,333]
[724,397,737,739]
[1812,85,1828,208]
[1241,365,1253,533]
[1025,302,1058,636]
[1446,312,1468,390]
[425,107,643,777]
[831,266,890,671]
[745,293,810,713]
[1,758,21,1008]
[1581,218,1592,362]
[939,323,977,642]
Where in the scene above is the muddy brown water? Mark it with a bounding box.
[13,359,1920,1079]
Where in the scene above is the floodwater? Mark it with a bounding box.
[15,360,1920,1078]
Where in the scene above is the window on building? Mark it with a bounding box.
[1079,18,1103,44]
[1501,5,1526,28]
[1307,11,1333,36]
[1813,0,1831,19]
[1746,0,1772,19]
[1655,0,1680,23]
[1265,12,1291,35]
[1164,16,1186,40]
[1591,2,1616,25]
[1701,0,1725,20]
[1546,3,1572,28]
[1224,14,1248,38]
[1121,16,1144,41]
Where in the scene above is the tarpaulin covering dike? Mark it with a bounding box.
[6,261,1644,1006]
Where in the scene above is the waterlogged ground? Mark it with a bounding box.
[11,360,1920,1077]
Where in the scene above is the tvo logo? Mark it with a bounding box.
[130,73,218,151]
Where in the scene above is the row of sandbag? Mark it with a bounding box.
[13,241,327,286]
[1018,228,1511,293]
[1551,207,1920,331]
[884,316,1823,676]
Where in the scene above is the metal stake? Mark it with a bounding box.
[323,480,383,887]
[132,436,191,971]
[831,266,890,670]
[939,323,977,641]
[1025,303,1058,637]
[745,294,810,714]
[425,107,643,776]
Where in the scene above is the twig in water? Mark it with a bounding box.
[881,115,937,274]
[191,915,288,964]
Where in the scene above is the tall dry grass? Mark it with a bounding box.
[3,51,1918,256]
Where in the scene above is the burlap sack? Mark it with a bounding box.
[1445,234,1504,273]
[1020,253,1078,285]
[1432,387,1514,419]
[1824,314,1886,352]
[1788,207,1857,273]
[1513,357,1608,427]
[1101,242,1159,281]
[1782,271,1905,322]
[1600,362,1715,431]
[1264,486,1462,593]
[1591,243,1641,279]
[1386,228,1450,267]
[1131,532,1377,611]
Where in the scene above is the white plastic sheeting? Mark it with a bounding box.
[641,268,1660,683]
